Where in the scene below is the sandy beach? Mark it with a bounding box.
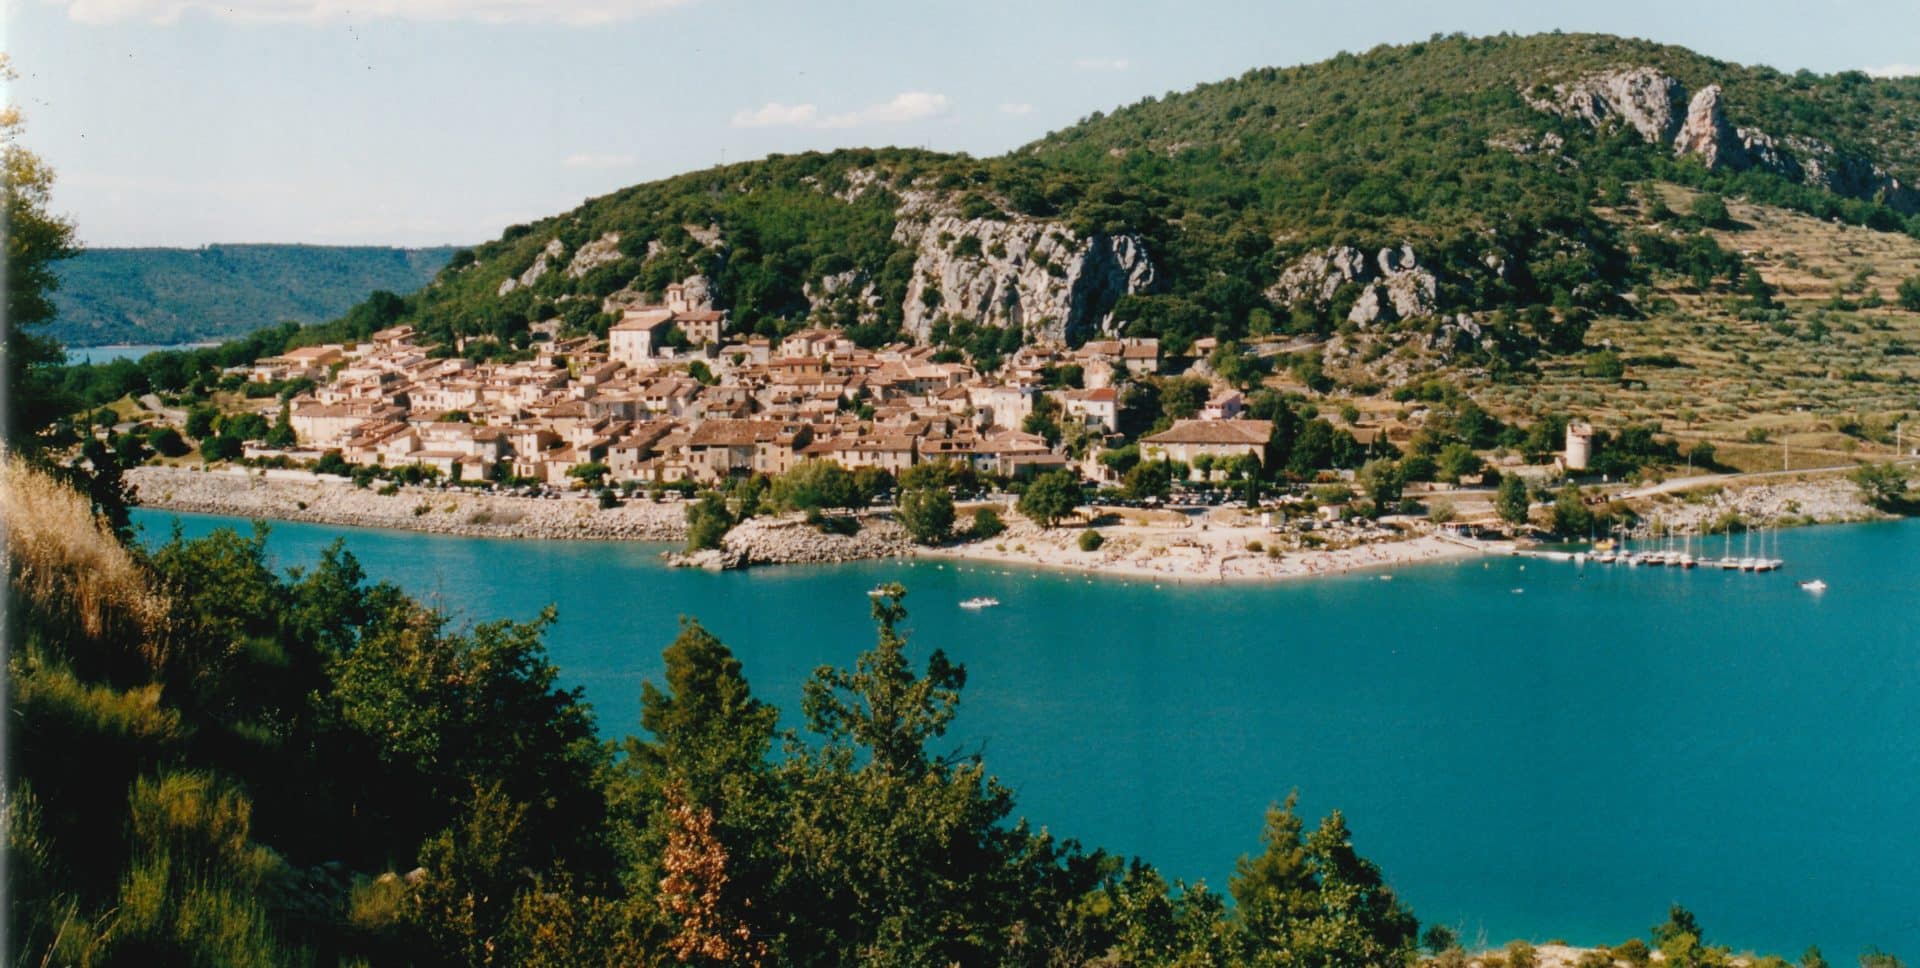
[926,502,1480,583]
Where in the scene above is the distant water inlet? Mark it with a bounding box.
[64,343,219,365]
[131,509,1920,958]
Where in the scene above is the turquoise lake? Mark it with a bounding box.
[131,509,1920,958]
[66,343,217,365]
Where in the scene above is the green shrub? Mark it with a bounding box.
[970,507,1006,539]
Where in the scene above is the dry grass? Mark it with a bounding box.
[2,457,168,664]
[1471,183,1920,471]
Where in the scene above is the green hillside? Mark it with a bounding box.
[296,32,1920,372]
[49,244,458,348]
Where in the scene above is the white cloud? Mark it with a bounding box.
[819,91,950,129]
[52,0,697,26]
[563,152,635,169]
[999,102,1035,116]
[731,102,820,129]
[1073,56,1131,72]
[732,91,949,130]
[1865,64,1920,79]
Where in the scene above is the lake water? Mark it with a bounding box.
[130,508,1920,958]
[66,343,217,365]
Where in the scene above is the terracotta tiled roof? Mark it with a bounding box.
[1141,419,1273,445]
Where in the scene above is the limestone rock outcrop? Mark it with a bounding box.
[1673,85,1743,168]
[894,213,1158,344]
[564,231,624,279]
[805,269,884,327]
[1268,244,1438,325]
[498,238,566,296]
[1528,66,1686,144]
[1532,69,1920,214]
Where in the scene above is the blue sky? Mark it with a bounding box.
[8,0,1919,247]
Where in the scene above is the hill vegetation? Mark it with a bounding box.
[261,32,1920,371]
[48,244,457,348]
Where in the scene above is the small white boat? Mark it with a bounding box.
[867,586,889,597]
[1798,579,1828,592]
[959,596,1001,609]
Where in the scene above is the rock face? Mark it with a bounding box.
[1673,85,1744,168]
[1268,244,1439,325]
[1529,66,1686,144]
[1533,69,1920,214]
[498,238,566,296]
[894,213,1158,344]
[805,269,885,327]
[564,231,624,279]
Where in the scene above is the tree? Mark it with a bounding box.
[1899,275,1920,312]
[1078,529,1105,552]
[146,426,189,458]
[851,465,894,507]
[1017,470,1081,528]
[1191,452,1217,482]
[1689,193,1730,227]
[1357,459,1404,515]
[1123,460,1173,501]
[1435,442,1483,482]
[3,54,81,449]
[629,619,781,955]
[1689,441,1718,471]
[1551,483,1595,536]
[1230,793,1419,966]
[1423,923,1459,954]
[1851,462,1910,511]
[567,461,610,489]
[685,491,735,551]
[969,506,1006,539]
[896,485,955,545]
[1226,452,1263,506]
[780,587,1094,963]
[326,600,608,878]
[201,435,243,462]
[266,401,297,448]
[185,406,219,440]
[771,460,858,513]
[1023,394,1064,447]
[1496,474,1531,528]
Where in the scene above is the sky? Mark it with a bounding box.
[7,0,1920,248]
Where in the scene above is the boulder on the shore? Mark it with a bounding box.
[664,547,747,570]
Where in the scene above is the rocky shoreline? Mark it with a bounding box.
[127,466,687,542]
[1633,476,1889,534]
[665,513,914,570]
[127,465,1897,583]
[128,466,916,569]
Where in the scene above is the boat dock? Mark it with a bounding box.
[1437,532,1786,573]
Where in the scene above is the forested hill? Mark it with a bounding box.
[50,244,458,348]
[283,33,1920,372]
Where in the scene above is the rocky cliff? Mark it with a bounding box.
[1267,244,1440,325]
[1533,68,1920,214]
[891,201,1158,344]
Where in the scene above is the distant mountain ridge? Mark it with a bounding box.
[50,244,459,348]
